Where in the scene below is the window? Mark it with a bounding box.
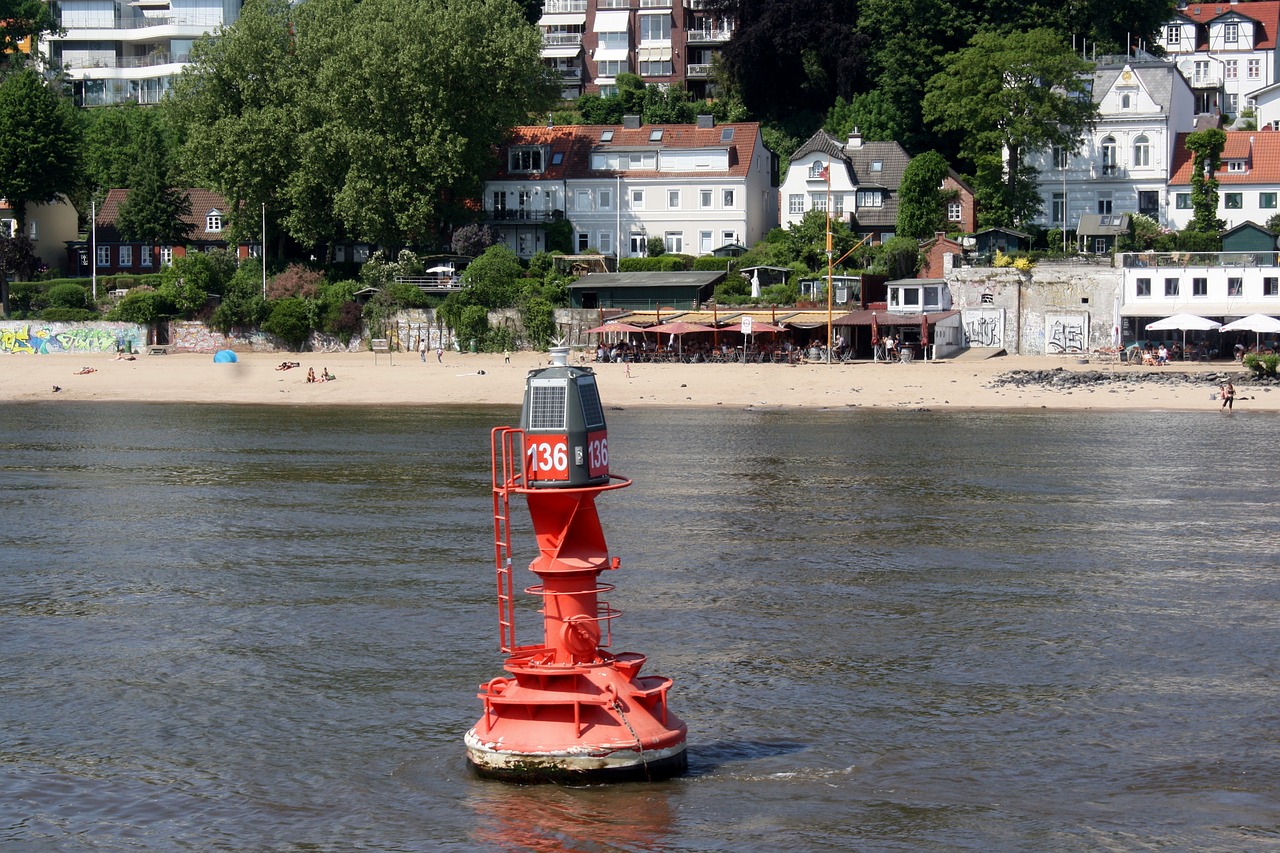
[1226,59,1238,80]
[721,128,734,142]
[1263,193,1278,209]
[551,152,564,166]
[699,231,712,253]
[577,232,590,252]
[1176,193,1192,209]
[948,201,963,222]
[1228,277,1244,297]
[598,188,612,210]
[667,189,680,208]
[597,60,628,76]
[575,189,591,210]
[1101,137,1117,174]
[97,246,111,267]
[597,31,628,50]
[1249,59,1261,79]
[1121,94,1131,109]
[808,161,827,179]
[1098,193,1113,215]
[332,246,344,262]
[832,194,844,216]
[870,160,882,172]
[1193,277,1208,297]
[206,212,223,232]
[649,129,663,142]
[600,130,613,142]
[1227,93,1239,116]
[1052,145,1068,169]
[629,233,645,256]
[1264,277,1279,297]
[1136,277,1152,297]
[700,189,712,208]
[809,192,827,212]
[856,190,881,207]
[1225,193,1243,209]
[639,60,671,76]
[0,218,14,237]
[28,220,37,240]
[1225,23,1238,44]
[140,246,153,267]
[1052,192,1065,224]
[1133,135,1150,168]
[788,194,804,215]
[722,189,735,208]
[631,189,644,209]
[1194,60,1211,84]
[722,230,736,245]
[597,231,612,254]
[160,246,174,265]
[664,231,682,253]
[1227,160,1245,173]
[638,13,670,41]
[119,245,132,267]
[1165,277,1180,297]
[1166,25,1180,45]
[509,147,545,172]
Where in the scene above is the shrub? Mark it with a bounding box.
[40,307,98,322]
[262,297,315,350]
[1243,352,1279,377]
[47,282,90,310]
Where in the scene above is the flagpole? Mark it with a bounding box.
[825,158,833,365]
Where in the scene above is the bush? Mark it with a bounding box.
[40,307,98,322]
[262,297,315,350]
[47,282,90,310]
[619,256,690,272]
[1243,352,1279,377]
[692,256,734,272]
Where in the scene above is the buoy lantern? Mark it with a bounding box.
[465,347,687,783]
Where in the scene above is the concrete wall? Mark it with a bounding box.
[0,320,145,354]
[947,260,1122,355]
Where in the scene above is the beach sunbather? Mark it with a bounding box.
[75,367,97,375]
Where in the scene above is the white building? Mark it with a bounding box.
[1027,59,1197,232]
[1166,129,1280,230]
[41,0,241,106]
[482,116,778,259]
[1155,0,1280,120]
[778,128,913,245]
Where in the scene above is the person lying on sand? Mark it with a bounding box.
[113,352,136,361]
[276,361,301,371]
[75,367,97,375]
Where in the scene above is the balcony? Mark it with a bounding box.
[596,0,633,8]
[685,63,711,78]
[541,0,587,11]
[542,32,582,47]
[685,27,733,43]
[58,52,189,70]
[484,209,561,224]
[55,13,227,30]
[639,0,671,6]
[560,68,582,81]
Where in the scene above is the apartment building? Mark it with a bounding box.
[536,0,733,100]
[482,116,777,259]
[41,0,241,106]
[1156,0,1280,119]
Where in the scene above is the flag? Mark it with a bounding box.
[818,162,830,182]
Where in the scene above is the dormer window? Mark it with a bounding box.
[1166,25,1180,45]
[1121,93,1131,109]
[649,129,663,142]
[206,210,223,232]
[509,146,545,173]
[1225,22,1238,43]
[1227,160,1246,172]
[870,160,882,172]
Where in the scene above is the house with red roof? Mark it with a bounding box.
[1157,0,1280,120]
[482,115,777,259]
[66,188,259,276]
[1166,129,1280,229]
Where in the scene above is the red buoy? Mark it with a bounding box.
[465,347,687,783]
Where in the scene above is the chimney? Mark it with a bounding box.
[696,114,714,128]
[622,115,641,129]
[846,127,863,149]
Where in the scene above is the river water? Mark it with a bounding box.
[2,401,1278,852]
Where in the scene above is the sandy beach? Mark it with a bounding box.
[3,349,1274,412]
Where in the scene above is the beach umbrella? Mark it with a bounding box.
[1146,312,1222,357]
[920,313,929,349]
[750,270,761,299]
[585,321,646,335]
[213,350,237,363]
[647,321,715,354]
[1220,313,1280,352]
[720,318,786,334]
[871,312,879,352]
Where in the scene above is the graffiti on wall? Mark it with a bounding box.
[961,308,1005,348]
[1045,313,1089,354]
[0,322,145,354]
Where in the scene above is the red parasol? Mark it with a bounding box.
[920,313,929,348]
[870,312,879,346]
[720,319,786,334]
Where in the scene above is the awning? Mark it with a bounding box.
[593,10,630,31]
[1120,303,1256,318]
[540,12,585,26]
[834,309,960,326]
[543,46,583,58]
[638,46,672,61]
[593,47,630,62]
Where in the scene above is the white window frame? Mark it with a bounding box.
[699,230,713,253]
[206,213,223,232]
[667,189,680,209]
[722,189,735,208]
[664,231,682,253]
[1133,135,1150,168]
[788,194,804,215]
[630,189,644,209]
[97,246,111,267]
[948,201,963,222]
[597,231,613,254]
[700,188,712,208]
[598,187,613,210]
[119,245,132,267]
[140,245,153,267]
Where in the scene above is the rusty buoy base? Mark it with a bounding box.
[464,735,687,784]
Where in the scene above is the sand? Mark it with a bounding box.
[3,349,1272,413]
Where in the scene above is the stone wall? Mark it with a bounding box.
[0,321,146,355]
[947,260,1123,355]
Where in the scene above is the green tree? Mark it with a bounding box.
[109,287,165,324]
[81,104,172,193]
[0,0,59,73]
[168,0,556,253]
[521,296,556,349]
[923,28,1096,226]
[896,150,952,241]
[0,68,81,229]
[115,132,194,246]
[461,244,523,309]
[159,252,217,317]
[211,257,269,334]
[1185,127,1227,233]
[876,236,923,280]
[785,209,855,272]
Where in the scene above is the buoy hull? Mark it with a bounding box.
[464,730,688,784]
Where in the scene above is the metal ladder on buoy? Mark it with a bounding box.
[490,427,525,654]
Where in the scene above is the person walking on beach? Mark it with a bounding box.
[419,340,427,362]
[1221,380,1235,410]
[436,347,444,364]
